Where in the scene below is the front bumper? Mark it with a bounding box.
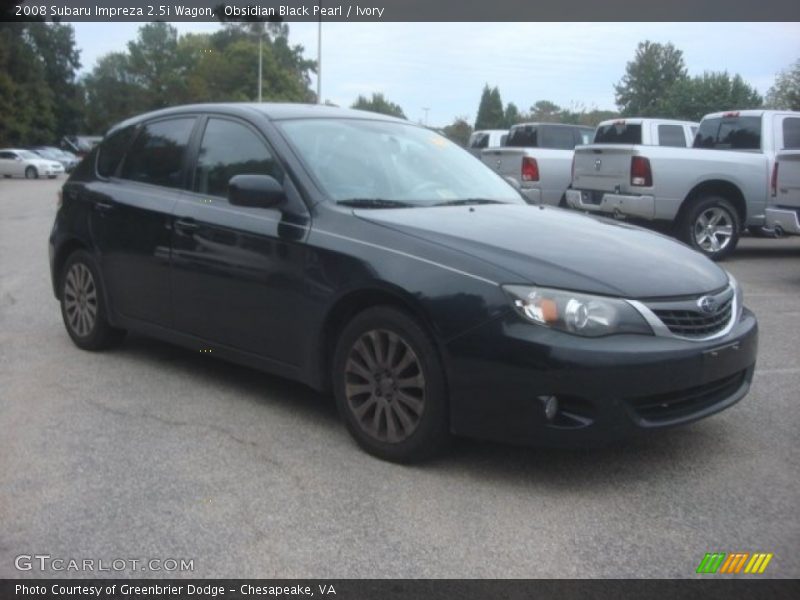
[445,307,758,446]
[566,188,655,220]
[765,207,800,235]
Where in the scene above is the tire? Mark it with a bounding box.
[332,306,449,463]
[25,166,38,179]
[677,196,740,261]
[59,250,126,351]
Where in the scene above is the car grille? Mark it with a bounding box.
[653,296,733,338]
[629,370,746,424]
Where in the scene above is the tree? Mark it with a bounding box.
[351,93,406,118]
[25,23,82,138]
[503,102,520,127]
[530,100,561,122]
[615,41,687,116]
[81,22,317,133]
[660,72,763,121]
[0,23,56,145]
[442,117,473,147]
[474,84,505,129]
[765,59,800,110]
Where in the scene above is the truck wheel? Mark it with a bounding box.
[678,196,740,261]
[332,306,449,463]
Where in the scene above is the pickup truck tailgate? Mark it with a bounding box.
[481,148,524,181]
[776,150,800,209]
[572,145,635,192]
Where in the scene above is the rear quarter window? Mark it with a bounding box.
[782,118,800,149]
[658,124,688,147]
[594,123,642,144]
[120,118,196,188]
[96,126,137,178]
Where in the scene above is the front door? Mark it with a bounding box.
[170,116,310,365]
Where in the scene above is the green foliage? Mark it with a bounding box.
[615,41,687,117]
[351,93,406,118]
[529,100,561,122]
[442,117,473,147]
[765,59,800,111]
[474,84,505,129]
[81,22,316,134]
[660,72,763,121]
[503,102,520,128]
[0,23,73,145]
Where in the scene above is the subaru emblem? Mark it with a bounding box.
[697,296,717,314]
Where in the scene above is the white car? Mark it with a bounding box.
[0,148,64,179]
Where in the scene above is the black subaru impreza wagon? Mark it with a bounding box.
[49,104,758,462]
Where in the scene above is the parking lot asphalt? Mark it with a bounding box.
[1,177,798,579]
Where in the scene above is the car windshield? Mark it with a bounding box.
[18,150,39,159]
[276,118,524,206]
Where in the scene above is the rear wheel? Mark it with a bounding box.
[25,166,38,179]
[678,196,740,261]
[60,250,125,350]
[332,306,449,463]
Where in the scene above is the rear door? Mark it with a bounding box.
[169,115,311,363]
[91,116,198,326]
[775,116,800,209]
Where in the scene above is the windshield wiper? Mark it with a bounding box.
[433,198,506,207]
[336,198,415,209]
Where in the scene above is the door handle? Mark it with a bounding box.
[93,202,115,214]
[174,218,199,234]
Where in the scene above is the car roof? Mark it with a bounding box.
[596,118,698,127]
[702,109,800,119]
[107,102,409,135]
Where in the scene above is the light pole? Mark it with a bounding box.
[422,107,430,127]
[317,3,322,103]
[257,32,263,103]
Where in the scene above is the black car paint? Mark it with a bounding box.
[49,103,758,446]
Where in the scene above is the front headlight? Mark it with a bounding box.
[503,285,653,337]
[726,271,744,322]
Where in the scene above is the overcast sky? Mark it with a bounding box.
[71,22,800,126]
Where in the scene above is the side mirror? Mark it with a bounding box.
[228,174,285,209]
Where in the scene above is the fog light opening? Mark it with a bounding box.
[538,395,559,421]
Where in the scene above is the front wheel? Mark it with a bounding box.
[678,196,740,261]
[332,306,449,463]
[25,166,38,179]
[60,250,126,350]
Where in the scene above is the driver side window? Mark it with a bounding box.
[193,118,282,199]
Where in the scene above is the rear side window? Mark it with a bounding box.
[540,126,577,149]
[783,118,800,149]
[694,116,761,150]
[658,124,688,147]
[594,123,642,144]
[96,126,137,178]
[0,151,15,159]
[506,125,538,147]
[193,118,282,199]
[120,118,196,188]
[469,133,489,149]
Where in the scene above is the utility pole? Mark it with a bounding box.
[422,107,430,127]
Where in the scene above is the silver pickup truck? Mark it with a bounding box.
[481,122,593,205]
[766,149,800,236]
[567,110,800,260]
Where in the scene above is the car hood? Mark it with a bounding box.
[354,204,729,298]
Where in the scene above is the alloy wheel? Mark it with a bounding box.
[63,263,98,337]
[344,329,426,443]
[693,206,734,254]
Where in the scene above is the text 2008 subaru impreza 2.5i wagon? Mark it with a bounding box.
[48,104,758,462]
